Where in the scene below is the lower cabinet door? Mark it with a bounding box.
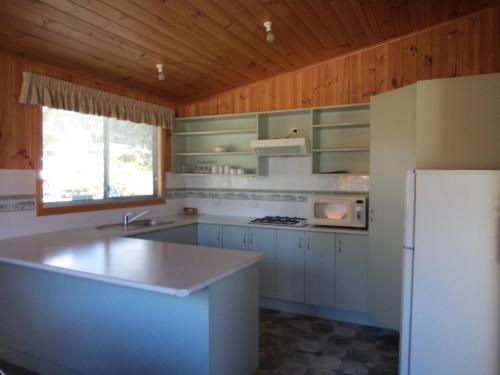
[158,228,178,242]
[276,230,305,303]
[175,224,198,245]
[130,229,172,242]
[222,226,248,251]
[335,234,369,312]
[197,224,222,248]
[248,228,277,298]
[305,232,336,308]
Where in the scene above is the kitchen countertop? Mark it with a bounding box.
[107,214,369,237]
[0,228,263,297]
[0,213,366,298]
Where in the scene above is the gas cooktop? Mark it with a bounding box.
[248,216,308,227]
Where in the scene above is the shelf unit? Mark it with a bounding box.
[173,113,262,175]
[311,104,370,175]
[173,103,370,176]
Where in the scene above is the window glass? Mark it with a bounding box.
[42,107,159,207]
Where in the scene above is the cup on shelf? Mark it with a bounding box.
[211,165,218,174]
[236,168,245,175]
[217,166,224,174]
[230,168,236,175]
[223,165,230,175]
[213,145,227,153]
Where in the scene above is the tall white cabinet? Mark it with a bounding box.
[368,73,500,330]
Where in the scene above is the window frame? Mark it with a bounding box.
[35,108,167,216]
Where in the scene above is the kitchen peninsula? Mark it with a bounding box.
[0,227,263,375]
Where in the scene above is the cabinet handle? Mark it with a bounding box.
[243,232,247,244]
[338,239,342,253]
[217,231,221,243]
[307,238,311,250]
[249,232,253,245]
[369,209,374,223]
[299,237,303,249]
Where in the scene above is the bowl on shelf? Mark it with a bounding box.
[213,145,227,153]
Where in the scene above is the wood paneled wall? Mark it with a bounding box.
[0,53,176,169]
[178,7,499,117]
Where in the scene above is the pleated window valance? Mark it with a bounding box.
[19,72,174,129]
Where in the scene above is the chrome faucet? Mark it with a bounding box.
[123,210,151,229]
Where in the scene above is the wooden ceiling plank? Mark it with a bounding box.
[55,0,258,88]
[40,0,251,87]
[9,1,243,93]
[441,0,461,19]
[389,1,413,35]
[209,0,308,67]
[1,46,186,103]
[6,0,159,66]
[155,0,285,75]
[0,9,217,95]
[40,0,196,62]
[227,0,318,64]
[0,2,168,79]
[186,0,296,70]
[327,1,371,48]
[98,0,257,84]
[348,0,384,43]
[0,14,167,86]
[210,3,306,68]
[307,0,355,50]
[0,28,185,100]
[368,0,398,40]
[285,0,341,51]
[258,0,332,60]
[407,0,427,29]
[119,0,275,81]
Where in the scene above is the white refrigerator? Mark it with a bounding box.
[399,170,500,375]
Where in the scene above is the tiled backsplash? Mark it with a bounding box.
[0,158,369,238]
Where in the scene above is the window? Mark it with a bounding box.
[38,107,165,214]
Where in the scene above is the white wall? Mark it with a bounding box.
[0,157,369,239]
[0,169,185,239]
[182,157,369,217]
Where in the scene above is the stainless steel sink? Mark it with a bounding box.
[134,219,174,227]
[96,219,174,231]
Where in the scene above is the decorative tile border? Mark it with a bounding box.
[167,188,366,202]
[0,195,36,213]
[0,189,367,212]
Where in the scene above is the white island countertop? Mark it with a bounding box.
[0,229,263,297]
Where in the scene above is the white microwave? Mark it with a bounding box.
[308,195,368,228]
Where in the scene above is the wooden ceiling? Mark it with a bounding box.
[0,0,495,103]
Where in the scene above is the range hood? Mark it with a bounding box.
[250,138,310,156]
